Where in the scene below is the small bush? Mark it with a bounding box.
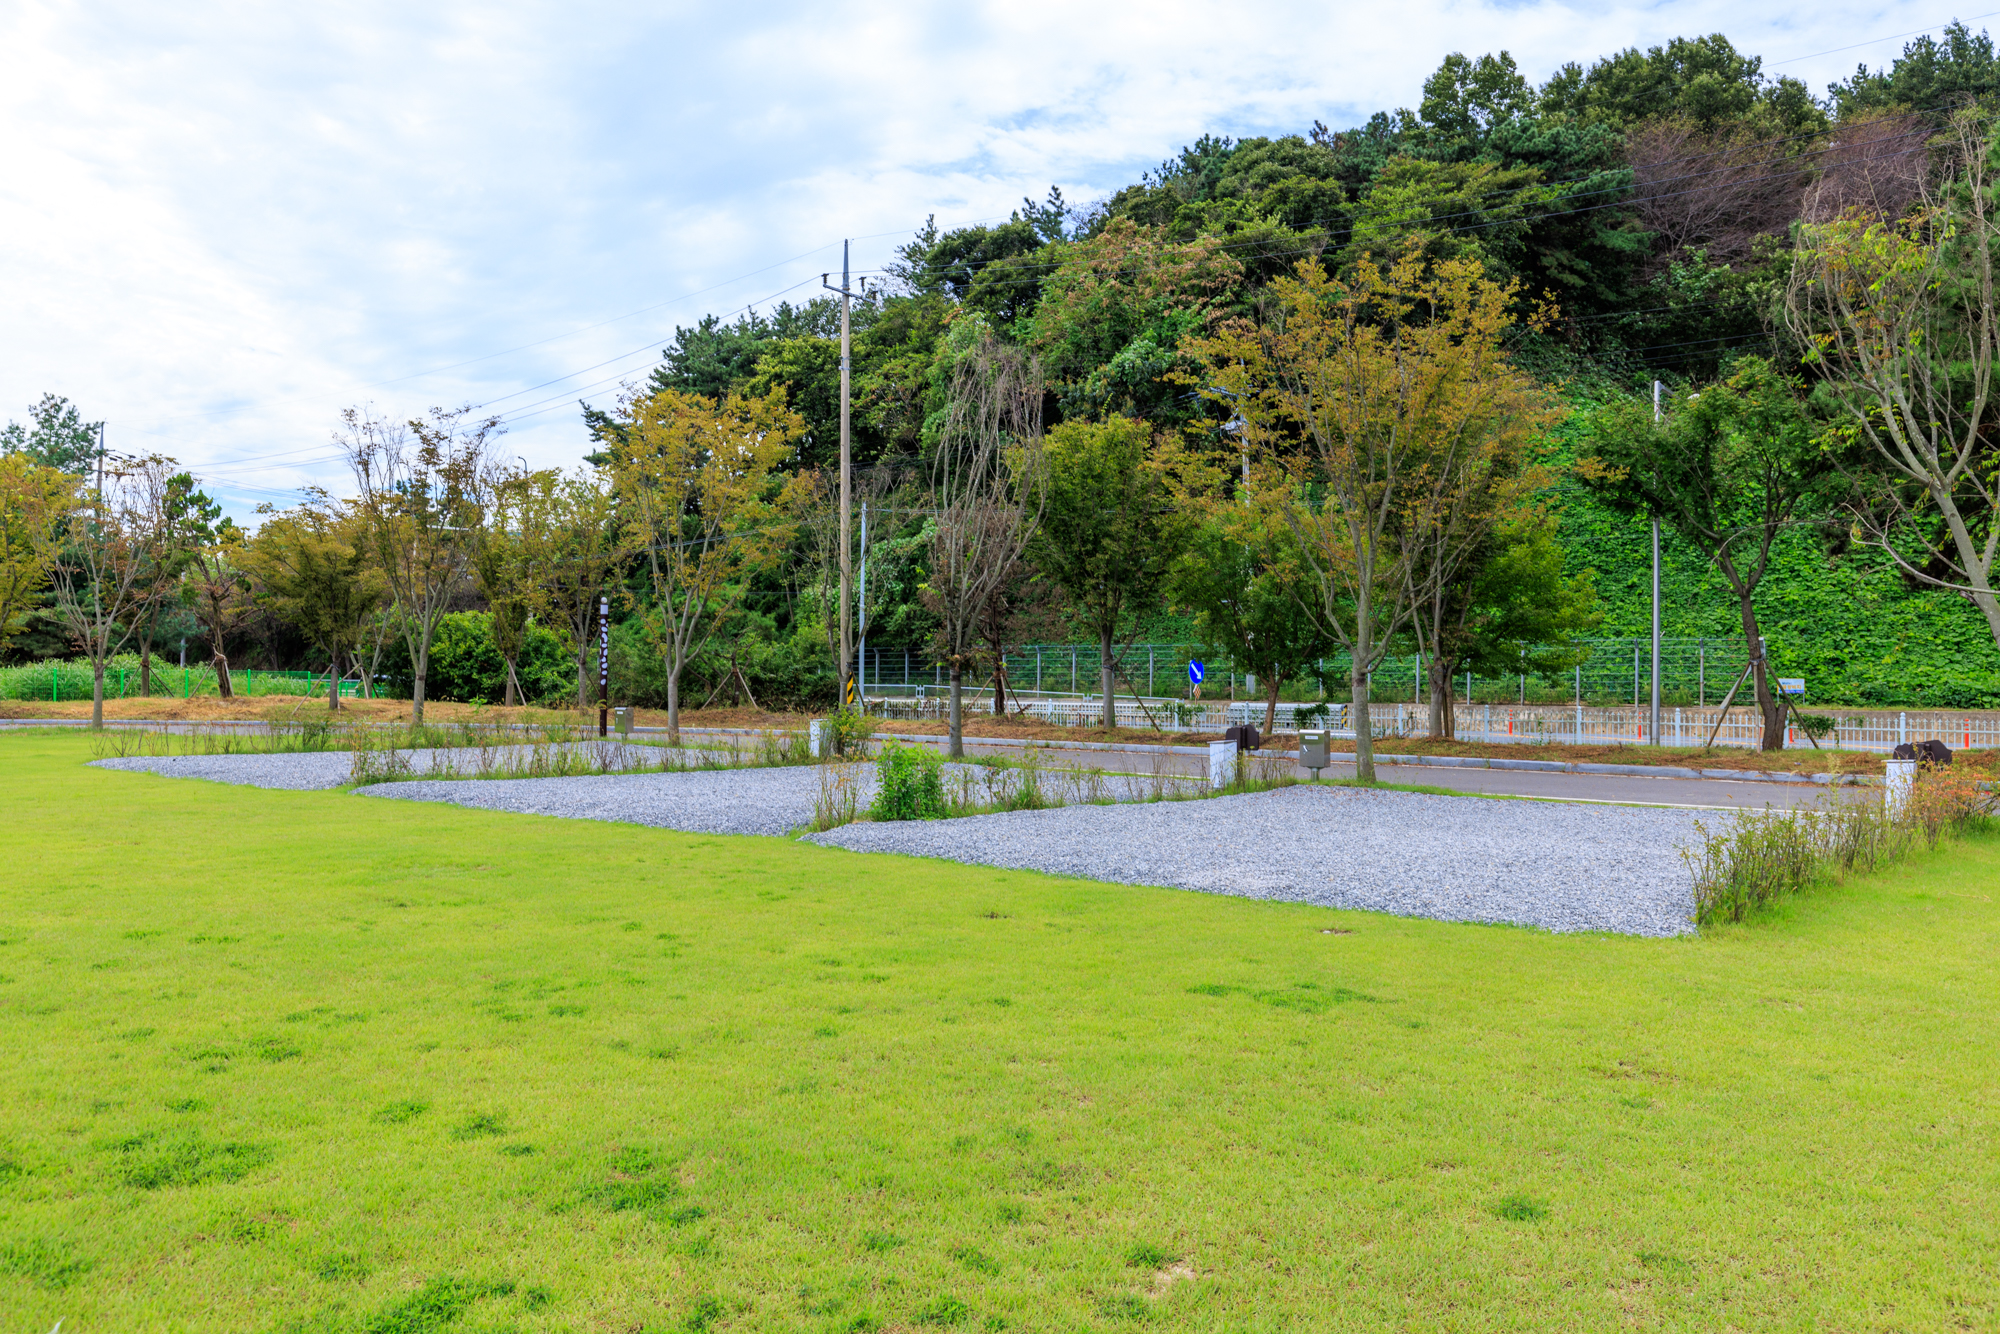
[828,708,873,757]
[871,743,946,821]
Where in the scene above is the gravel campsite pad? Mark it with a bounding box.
[90,749,1703,935]
[352,764,1179,836]
[806,784,1706,937]
[354,766,849,836]
[88,741,672,791]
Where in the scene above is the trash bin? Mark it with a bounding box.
[1299,728,1330,778]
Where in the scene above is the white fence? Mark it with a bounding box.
[867,691,2000,752]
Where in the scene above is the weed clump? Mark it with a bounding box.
[111,1132,273,1189]
[1685,770,1995,925]
[449,1112,507,1141]
[0,1238,91,1289]
[871,743,946,821]
[359,1275,512,1334]
[916,1295,971,1326]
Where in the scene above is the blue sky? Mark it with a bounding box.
[0,0,1982,517]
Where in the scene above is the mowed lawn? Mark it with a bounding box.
[0,731,1996,1333]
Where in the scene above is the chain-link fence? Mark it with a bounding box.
[855,638,1759,707]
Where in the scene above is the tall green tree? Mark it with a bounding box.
[1,394,101,475]
[1420,514,1599,738]
[1031,417,1176,730]
[0,455,73,656]
[1166,498,1338,734]
[245,498,384,712]
[1581,358,1837,750]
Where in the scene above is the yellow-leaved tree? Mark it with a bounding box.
[612,386,804,741]
[1188,247,1557,782]
[0,453,75,656]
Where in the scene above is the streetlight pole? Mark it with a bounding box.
[1650,380,1662,747]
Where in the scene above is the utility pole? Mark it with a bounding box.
[1650,380,1662,748]
[824,242,859,710]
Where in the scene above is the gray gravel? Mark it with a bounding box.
[88,741,672,791]
[351,762,1183,835]
[90,748,1702,935]
[354,764,853,835]
[805,784,1705,936]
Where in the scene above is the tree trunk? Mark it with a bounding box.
[1735,592,1783,751]
[411,630,429,727]
[91,655,105,730]
[214,649,234,700]
[948,660,964,758]
[503,657,519,708]
[1428,655,1458,740]
[577,651,590,711]
[992,655,1007,716]
[1351,661,1374,783]
[140,642,152,698]
[1099,626,1116,731]
[329,650,342,712]
[666,665,680,745]
[1263,670,1281,736]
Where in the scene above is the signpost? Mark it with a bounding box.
[597,595,610,737]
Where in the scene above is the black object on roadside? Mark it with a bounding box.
[1224,724,1261,752]
[1892,740,1953,766]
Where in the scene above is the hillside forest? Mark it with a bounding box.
[11,25,2000,752]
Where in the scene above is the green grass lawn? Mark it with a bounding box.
[2,729,1996,1333]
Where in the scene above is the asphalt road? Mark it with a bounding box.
[883,734,1857,811]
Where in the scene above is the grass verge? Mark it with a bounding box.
[2,729,1997,1330]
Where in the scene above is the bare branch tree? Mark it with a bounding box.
[1626,117,1813,269]
[1801,110,1931,223]
[922,338,1046,757]
[1786,112,2000,647]
[341,405,498,725]
[32,454,178,728]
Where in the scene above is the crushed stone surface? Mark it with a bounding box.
[805,784,1703,936]
[91,750,1700,934]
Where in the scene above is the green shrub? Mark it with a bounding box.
[828,708,872,757]
[870,743,945,821]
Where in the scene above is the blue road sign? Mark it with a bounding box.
[1188,660,1205,685]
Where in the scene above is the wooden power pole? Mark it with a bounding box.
[824,242,859,709]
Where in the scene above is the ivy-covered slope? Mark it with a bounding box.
[1544,397,2000,710]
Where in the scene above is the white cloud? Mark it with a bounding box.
[0,0,1956,515]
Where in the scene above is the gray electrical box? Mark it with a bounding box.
[1298,728,1330,776]
[612,707,633,737]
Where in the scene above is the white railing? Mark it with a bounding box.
[866,692,2000,752]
